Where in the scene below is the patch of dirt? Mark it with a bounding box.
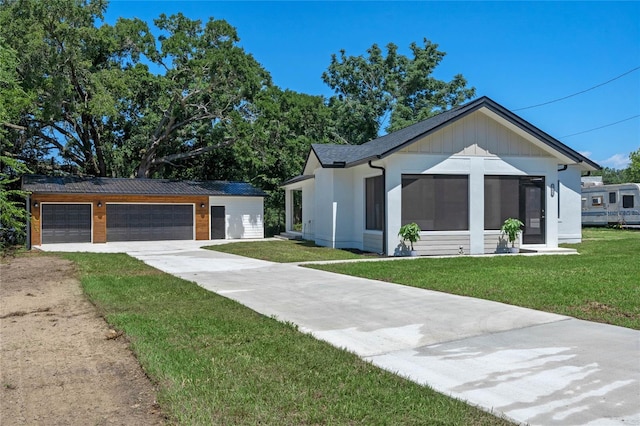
[1,254,166,425]
[579,300,635,319]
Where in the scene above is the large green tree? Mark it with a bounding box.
[127,13,270,177]
[0,40,31,247]
[0,0,133,175]
[626,148,640,183]
[0,0,270,177]
[322,40,475,144]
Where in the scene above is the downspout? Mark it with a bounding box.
[26,194,31,250]
[368,159,386,256]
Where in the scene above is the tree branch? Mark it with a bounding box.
[1,122,27,131]
[151,139,236,165]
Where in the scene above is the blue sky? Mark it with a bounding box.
[105,1,640,169]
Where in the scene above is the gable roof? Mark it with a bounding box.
[22,175,267,197]
[305,96,601,171]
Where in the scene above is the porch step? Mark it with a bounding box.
[275,232,303,241]
[519,247,577,254]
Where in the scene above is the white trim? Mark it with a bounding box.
[419,230,470,236]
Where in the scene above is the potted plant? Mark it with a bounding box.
[398,222,421,256]
[501,218,524,253]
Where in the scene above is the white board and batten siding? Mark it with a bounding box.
[210,196,264,239]
[399,110,551,159]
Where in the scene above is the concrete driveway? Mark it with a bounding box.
[40,241,640,425]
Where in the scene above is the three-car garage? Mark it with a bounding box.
[24,175,266,246]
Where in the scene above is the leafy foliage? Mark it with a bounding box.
[590,149,640,184]
[0,39,31,249]
[129,13,271,177]
[500,218,524,245]
[322,40,475,144]
[626,148,640,183]
[0,155,30,249]
[398,222,421,251]
[0,0,270,177]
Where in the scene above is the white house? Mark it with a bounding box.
[282,97,600,256]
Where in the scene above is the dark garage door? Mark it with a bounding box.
[106,204,194,241]
[41,204,92,244]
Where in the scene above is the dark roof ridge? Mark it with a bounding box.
[307,96,600,170]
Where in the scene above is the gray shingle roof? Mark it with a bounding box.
[22,175,267,197]
[307,96,601,170]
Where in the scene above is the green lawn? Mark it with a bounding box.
[64,252,509,425]
[309,228,640,330]
[204,239,374,263]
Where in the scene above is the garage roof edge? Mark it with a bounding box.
[22,175,267,197]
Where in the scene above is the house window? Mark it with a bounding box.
[365,175,384,230]
[609,192,617,204]
[622,195,634,208]
[592,196,603,207]
[401,175,468,231]
[484,176,520,230]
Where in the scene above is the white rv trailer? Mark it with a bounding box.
[581,183,640,226]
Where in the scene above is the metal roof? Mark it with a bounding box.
[22,175,267,197]
[307,96,601,170]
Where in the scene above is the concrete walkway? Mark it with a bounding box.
[39,241,640,425]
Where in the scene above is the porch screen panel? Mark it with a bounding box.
[366,175,384,230]
[401,175,468,231]
[484,176,519,229]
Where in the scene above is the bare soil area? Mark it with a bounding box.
[0,253,166,425]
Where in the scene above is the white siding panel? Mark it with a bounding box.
[484,232,517,254]
[558,165,583,243]
[363,232,383,253]
[410,233,471,256]
[210,196,264,239]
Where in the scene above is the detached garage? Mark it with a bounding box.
[23,175,266,246]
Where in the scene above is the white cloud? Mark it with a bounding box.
[599,153,630,169]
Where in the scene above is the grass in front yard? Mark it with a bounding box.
[309,228,640,330]
[64,252,509,425]
[205,239,373,263]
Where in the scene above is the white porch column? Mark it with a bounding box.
[284,188,292,232]
[469,157,485,254]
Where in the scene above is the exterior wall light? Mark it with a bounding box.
[550,183,556,197]
[200,203,206,208]
[97,201,103,207]
[33,201,39,208]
